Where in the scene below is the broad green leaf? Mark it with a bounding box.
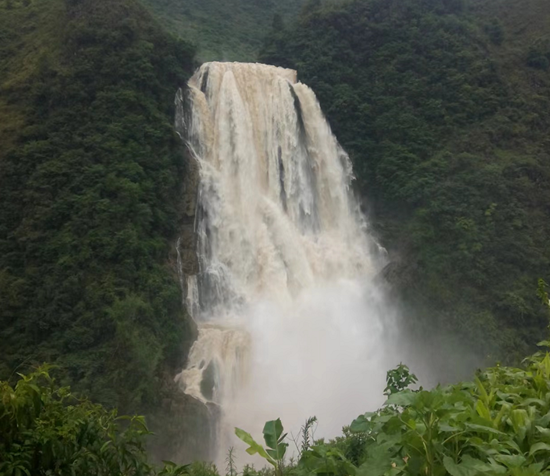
[405,418,416,430]
[475,399,492,420]
[528,441,550,457]
[235,427,274,465]
[262,419,287,460]
[510,409,529,441]
[475,377,490,403]
[494,403,511,428]
[357,456,393,476]
[536,411,550,427]
[439,423,461,432]
[350,415,371,433]
[485,459,508,474]
[263,419,284,450]
[526,462,544,473]
[464,423,506,436]
[385,390,417,408]
[267,445,287,461]
[443,456,476,476]
[520,398,546,408]
[443,455,494,476]
[535,425,550,438]
[540,353,550,378]
[494,454,527,468]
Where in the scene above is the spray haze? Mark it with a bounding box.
[175,62,406,462]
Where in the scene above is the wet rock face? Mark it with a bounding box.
[152,96,210,465]
[172,126,201,353]
[171,85,201,287]
[146,371,215,464]
[177,226,199,275]
[379,260,418,288]
[173,146,200,293]
[180,146,200,225]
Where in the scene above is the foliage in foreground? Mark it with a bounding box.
[237,345,550,476]
[6,349,550,476]
[0,366,189,476]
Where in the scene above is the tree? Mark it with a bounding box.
[0,367,189,476]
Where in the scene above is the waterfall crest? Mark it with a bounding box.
[175,62,398,459]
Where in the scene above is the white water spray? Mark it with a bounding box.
[175,62,402,461]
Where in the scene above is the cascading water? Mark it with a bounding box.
[175,62,402,462]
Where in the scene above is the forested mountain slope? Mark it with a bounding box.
[0,0,199,430]
[261,0,550,364]
[140,0,304,61]
[2,0,550,467]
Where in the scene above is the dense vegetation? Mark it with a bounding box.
[235,344,550,475]
[141,0,304,61]
[0,366,191,475]
[260,0,550,364]
[7,343,550,475]
[3,0,550,468]
[0,0,198,430]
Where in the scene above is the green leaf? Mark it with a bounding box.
[475,377,490,403]
[443,455,495,476]
[349,413,376,433]
[464,423,506,436]
[266,445,288,461]
[475,399,492,420]
[357,456,392,476]
[444,456,474,476]
[494,454,526,468]
[235,427,274,465]
[528,441,550,457]
[439,423,461,432]
[535,425,550,438]
[263,419,284,450]
[385,390,417,407]
[510,409,529,440]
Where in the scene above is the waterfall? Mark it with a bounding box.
[175,62,400,461]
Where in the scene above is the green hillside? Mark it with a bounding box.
[3,0,550,465]
[0,0,196,419]
[140,0,304,61]
[261,0,550,364]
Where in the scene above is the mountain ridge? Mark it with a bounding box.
[140,0,305,61]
